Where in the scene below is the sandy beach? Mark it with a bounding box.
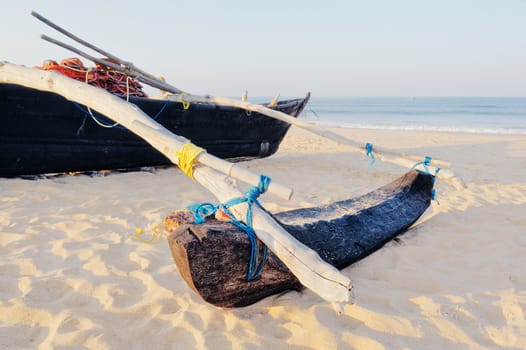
[1,126,525,349]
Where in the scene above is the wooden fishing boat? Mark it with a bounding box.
[166,170,435,307]
[1,13,449,307]
[0,83,309,177]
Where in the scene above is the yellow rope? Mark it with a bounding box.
[158,76,170,98]
[175,143,205,178]
[179,93,190,110]
[131,222,163,244]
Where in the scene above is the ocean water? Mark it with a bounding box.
[299,97,526,135]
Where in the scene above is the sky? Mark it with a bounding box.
[2,0,525,97]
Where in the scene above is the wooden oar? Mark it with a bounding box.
[32,11,463,187]
[0,61,352,307]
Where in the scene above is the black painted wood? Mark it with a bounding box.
[0,84,309,177]
[167,170,434,307]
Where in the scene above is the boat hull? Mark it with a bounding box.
[167,170,434,307]
[0,84,309,177]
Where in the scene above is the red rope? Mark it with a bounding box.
[36,57,148,97]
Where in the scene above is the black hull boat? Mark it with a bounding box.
[166,170,435,307]
[0,83,309,177]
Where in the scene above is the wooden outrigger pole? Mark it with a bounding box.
[0,62,353,308]
[31,11,464,188]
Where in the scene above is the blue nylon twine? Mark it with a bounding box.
[186,175,271,281]
[186,202,218,224]
[412,156,441,202]
[412,155,433,174]
[365,142,375,165]
[412,155,441,177]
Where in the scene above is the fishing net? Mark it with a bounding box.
[36,57,148,97]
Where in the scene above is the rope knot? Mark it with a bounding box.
[423,155,432,166]
[412,155,436,175]
[249,175,271,199]
[365,142,375,165]
[179,93,190,110]
[412,156,441,202]
[175,143,206,179]
[186,174,272,281]
[186,202,218,224]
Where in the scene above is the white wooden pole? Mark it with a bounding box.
[193,166,352,305]
[31,10,460,186]
[176,94,463,184]
[0,62,352,305]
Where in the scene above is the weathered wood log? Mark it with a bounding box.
[166,170,434,307]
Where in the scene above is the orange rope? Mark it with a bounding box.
[35,57,148,97]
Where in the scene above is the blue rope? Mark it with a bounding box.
[186,202,218,224]
[365,142,375,165]
[186,175,271,281]
[412,155,441,177]
[412,156,441,202]
[151,99,170,120]
[412,155,432,174]
[72,98,170,129]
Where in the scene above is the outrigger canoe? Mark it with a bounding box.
[0,83,309,177]
[165,170,435,307]
[1,11,446,307]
